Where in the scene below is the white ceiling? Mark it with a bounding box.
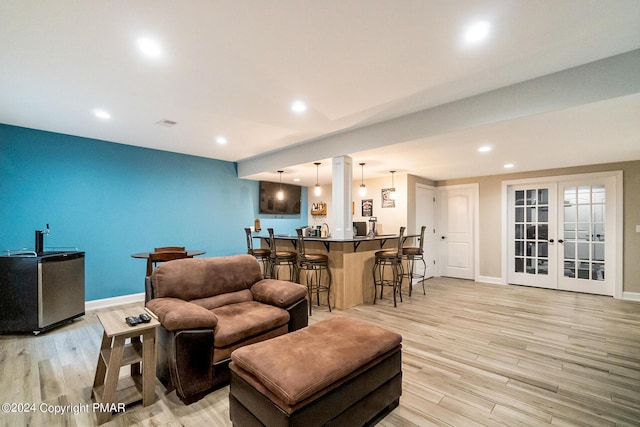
[1,1,639,186]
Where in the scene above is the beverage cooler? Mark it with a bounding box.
[0,251,85,334]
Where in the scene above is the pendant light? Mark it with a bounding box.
[389,170,397,200]
[276,170,284,201]
[358,163,367,197]
[313,162,322,197]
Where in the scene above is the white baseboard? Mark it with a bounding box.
[622,291,640,302]
[85,292,145,311]
[82,289,640,308]
[477,276,504,285]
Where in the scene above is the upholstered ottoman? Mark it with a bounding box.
[229,317,402,426]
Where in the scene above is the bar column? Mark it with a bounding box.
[331,155,353,239]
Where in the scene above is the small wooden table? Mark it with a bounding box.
[92,307,159,424]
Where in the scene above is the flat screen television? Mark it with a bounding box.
[259,181,302,214]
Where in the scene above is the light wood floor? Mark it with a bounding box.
[1,277,639,426]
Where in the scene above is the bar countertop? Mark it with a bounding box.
[255,233,417,252]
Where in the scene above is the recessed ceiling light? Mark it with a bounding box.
[464,21,491,43]
[478,145,492,153]
[293,178,301,182]
[504,163,515,169]
[93,109,111,119]
[137,37,162,57]
[291,100,307,114]
[215,136,227,145]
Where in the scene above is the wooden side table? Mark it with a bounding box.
[92,307,159,424]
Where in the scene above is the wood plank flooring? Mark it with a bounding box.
[0,277,639,426]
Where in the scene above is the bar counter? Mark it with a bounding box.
[257,233,417,310]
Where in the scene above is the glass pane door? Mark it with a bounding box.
[507,173,618,297]
[508,184,557,288]
[558,177,615,296]
[562,185,605,281]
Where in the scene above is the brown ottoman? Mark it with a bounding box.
[229,317,402,426]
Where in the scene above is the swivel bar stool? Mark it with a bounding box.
[401,225,427,296]
[267,228,298,282]
[372,226,405,307]
[295,228,331,315]
[244,228,270,278]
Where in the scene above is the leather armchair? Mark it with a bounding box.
[145,254,308,403]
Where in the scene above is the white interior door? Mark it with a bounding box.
[506,173,619,296]
[557,177,617,296]
[438,186,475,280]
[415,184,435,280]
[507,183,558,289]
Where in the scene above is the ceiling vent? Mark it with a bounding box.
[156,119,177,127]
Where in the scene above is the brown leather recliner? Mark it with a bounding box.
[145,254,308,403]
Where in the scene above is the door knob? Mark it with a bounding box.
[441,236,446,240]
[558,239,564,244]
[549,239,554,243]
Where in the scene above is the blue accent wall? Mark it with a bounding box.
[0,124,307,301]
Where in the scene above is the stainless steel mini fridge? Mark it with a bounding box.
[0,251,85,334]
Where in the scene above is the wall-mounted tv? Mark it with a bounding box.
[259,181,302,214]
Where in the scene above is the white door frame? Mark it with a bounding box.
[501,171,623,298]
[415,183,436,280]
[436,183,480,281]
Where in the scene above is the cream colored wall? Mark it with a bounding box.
[306,173,410,237]
[308,184,333,231]
[351,174,407,235]
[436,160,640,294]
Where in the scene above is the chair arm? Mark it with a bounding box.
[286,298,308,332]
[147,297,218,331]
[251,279,307,308]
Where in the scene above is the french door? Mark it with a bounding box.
[557,179,615,295]
[507,173,619,296]
[508,183,558,288]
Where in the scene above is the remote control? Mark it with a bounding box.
[138,313,151,323]
[125,316,139,327]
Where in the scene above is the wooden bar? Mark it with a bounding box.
[259,234,418,309]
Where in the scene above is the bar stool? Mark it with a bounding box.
[295,228,331,315]
[245,227,270,278]
[267,228,298,281]
[401,226,427,296]
[372,226,405,307]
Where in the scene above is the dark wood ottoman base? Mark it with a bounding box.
[229,317,402,427]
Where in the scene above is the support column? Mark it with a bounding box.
[331,155,353,239]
